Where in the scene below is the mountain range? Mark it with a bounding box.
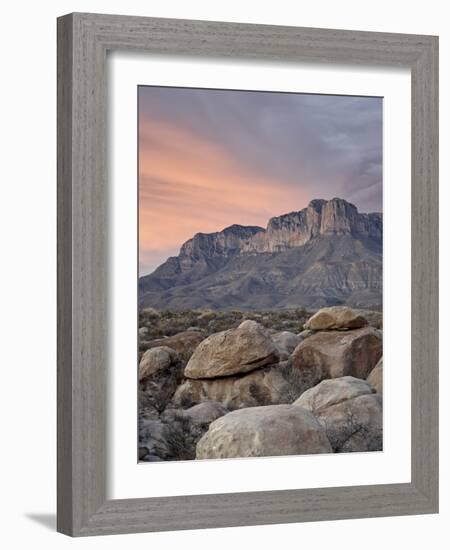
[139,198,382,311]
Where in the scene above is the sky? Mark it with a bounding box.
[139,86,382,276]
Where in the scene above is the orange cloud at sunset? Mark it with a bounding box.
[139,118,308,275]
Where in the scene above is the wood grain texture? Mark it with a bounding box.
[410,35,439,506]
[57,12,439,537]
[57,13,74,535]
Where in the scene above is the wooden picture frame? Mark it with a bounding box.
[57,12,439,536]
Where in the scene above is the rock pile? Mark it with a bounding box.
[138,306,383,461]
[173,322,312,410]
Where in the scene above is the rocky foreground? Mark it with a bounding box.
[138,306,383,461]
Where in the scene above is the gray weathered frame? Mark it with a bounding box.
[57,12,438,537]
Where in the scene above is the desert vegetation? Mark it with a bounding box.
[139,307,311,340]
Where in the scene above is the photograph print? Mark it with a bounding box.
[138,86,383,463]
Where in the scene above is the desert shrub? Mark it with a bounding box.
[321,408,382,453]
[163,416,194,460]
[139,307,312,341]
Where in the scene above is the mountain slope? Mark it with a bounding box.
[139,198,382,311]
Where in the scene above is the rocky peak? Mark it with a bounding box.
[320,198,359,235]
[308,198,327,212]
[176,198,381,266]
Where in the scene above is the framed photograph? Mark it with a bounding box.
[57,13,438,536]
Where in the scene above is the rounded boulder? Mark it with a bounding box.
[184,322,279,379]
[139,346,178,381]
[294,376,374,412]
[196,405,332,459]
[305,306,369,331]
[291,326,382,381]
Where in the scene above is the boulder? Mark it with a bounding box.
[367,358,383,393]
[294,376,374,412]
[175,401,229,424]
[184,322,279,379]
[271,331,302,359]
[139,346,178,381]
[196,405,332,459]
[293,378,382,452]
[291,326,382,381]
[139,347,184,413]
[305,306,368,330]
[138,326,149,338]
[138,419,173,460]
[142,330,205,359]
[238,319,265,331]
[173,361,316,410]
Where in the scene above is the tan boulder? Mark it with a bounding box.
[184,322,279,379]
[173,361,316,410]
[196,405,332,459]
[305,306,368,330]
[291,326,382,381]
[238,319,266,331]
[294,376,374,412]
[367,358,383,393]
[162,401,228,426]
[139,346,178,381]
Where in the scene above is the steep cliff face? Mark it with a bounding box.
[243,200,323,253]
[241,198,381,253]
[179,225,264,270]
[139,198,383,310]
